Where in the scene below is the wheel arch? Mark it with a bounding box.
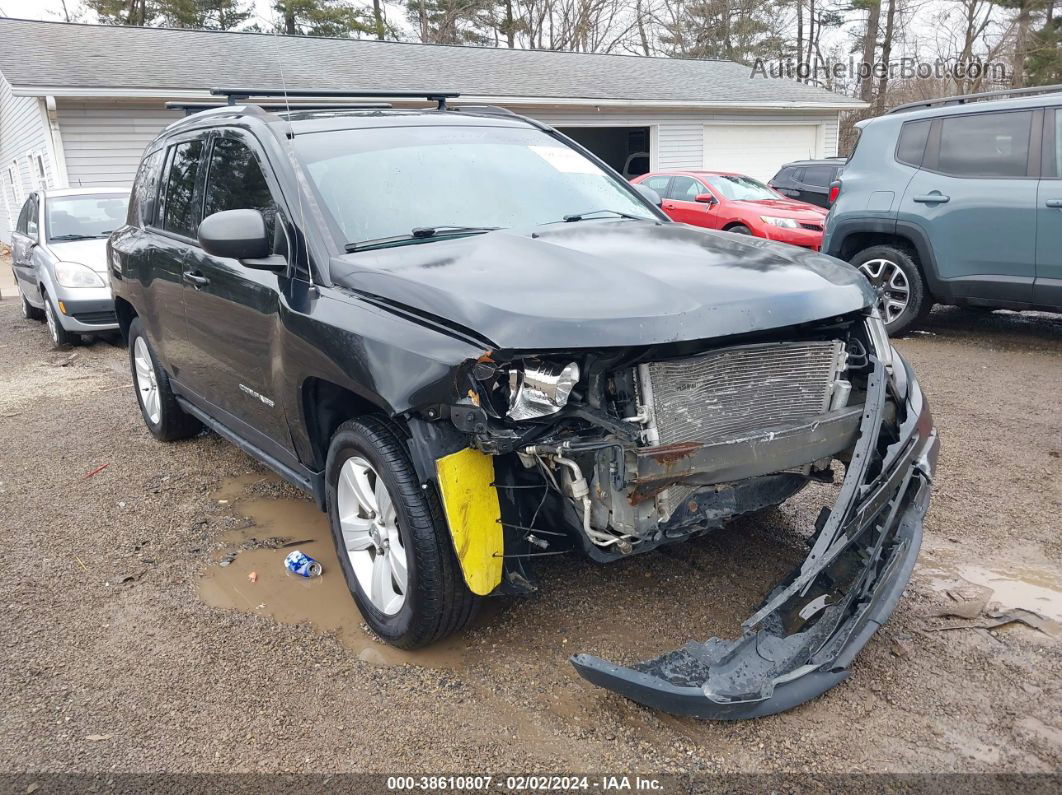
[828,219,948,302]
[301,377,398,473]
[114,297,137,342]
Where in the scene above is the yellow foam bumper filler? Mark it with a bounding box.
[435,448,503,595]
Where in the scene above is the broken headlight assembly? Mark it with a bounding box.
[506,360,580,421]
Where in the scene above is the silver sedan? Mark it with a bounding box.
[10,187,129,347]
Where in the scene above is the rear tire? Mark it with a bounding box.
[850,244,931,336]
[44,295,80,348]
[128,317,201,442]
[326,416,478,649]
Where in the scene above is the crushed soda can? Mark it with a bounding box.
[284,549,322,578]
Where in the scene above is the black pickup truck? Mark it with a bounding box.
[109,89,939,720]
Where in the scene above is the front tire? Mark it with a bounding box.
[326,416,477,649]
[44,295,80,348]
[128,317,201,441]
[727,224,752,235]
[851,245,931,336]
[18,280,45,321]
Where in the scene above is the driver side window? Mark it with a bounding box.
[668,176,703,201]
[203,136,280,254]
[15,195,36,236]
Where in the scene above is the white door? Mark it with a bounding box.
[702,124,821,182]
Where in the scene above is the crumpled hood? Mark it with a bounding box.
[330,220,873,350]
[46,239,109,273]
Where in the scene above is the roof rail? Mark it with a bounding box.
[454,104,517,117]
[209,87,460,110]
[887,83,1062,114]
[166,101,392,116]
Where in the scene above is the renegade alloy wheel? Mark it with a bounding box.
[326,416,477,648]
[337,456,408,616]
[851,244,931,336]
[858,258,910,324]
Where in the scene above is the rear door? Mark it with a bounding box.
[1035,107,1062,307]
[179,129,295,460]
[898,108,1039,303]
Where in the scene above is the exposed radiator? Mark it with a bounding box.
[640,340,848,520]
[642,340,847,447]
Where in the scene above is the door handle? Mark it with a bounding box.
[182,271,209,287]
[1045,199,1062,209]
[912,193,950,204]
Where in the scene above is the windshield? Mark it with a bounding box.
[294,125,656,249]
[705,175,781,202]
[46,193,129,241]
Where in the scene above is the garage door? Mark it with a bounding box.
[702,124,820,182]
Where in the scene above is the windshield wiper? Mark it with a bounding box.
[49,233,105,241]
[345,226,500,252]
[562,209,648,223]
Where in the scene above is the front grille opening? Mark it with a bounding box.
[645,340,846,446]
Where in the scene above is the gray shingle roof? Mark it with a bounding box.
[0,17,862,108]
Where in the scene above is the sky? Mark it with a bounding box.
[0,0,296,28]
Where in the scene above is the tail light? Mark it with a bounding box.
[828,180,841,205]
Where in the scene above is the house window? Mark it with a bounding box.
[33,154,47,188]
[6,165,19,209]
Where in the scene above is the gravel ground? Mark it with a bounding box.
[1,258,1060,778]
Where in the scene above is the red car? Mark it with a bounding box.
[630,170,828,250]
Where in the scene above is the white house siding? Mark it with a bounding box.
[531,108,840,172]
[55,100,180,189]
[0,73,55,242]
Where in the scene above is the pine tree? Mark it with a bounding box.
[273,0,373,37]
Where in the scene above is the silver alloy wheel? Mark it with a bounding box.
[45,301,59,343]
[858,258,910,325]
[337,456,408,616]
[133,336,161,425]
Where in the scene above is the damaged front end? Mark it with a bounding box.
[428,308,938,719]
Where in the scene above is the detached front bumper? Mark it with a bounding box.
[571,353,939,720]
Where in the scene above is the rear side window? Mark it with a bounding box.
[129,148,163,227]
[203,137,278,245]
[937,111,1032,177]
[641,175,671,194]
[160,140,204,237]
[803,165,835,186]
[896,120,931,167]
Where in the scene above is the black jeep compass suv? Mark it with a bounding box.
[109,89,939,720]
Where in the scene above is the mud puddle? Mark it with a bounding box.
[198,474,468,668]
[921,554,1062,622]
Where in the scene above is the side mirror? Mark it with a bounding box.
[695,193,717,205]
[632,183,662,207]
[198,209,281,270]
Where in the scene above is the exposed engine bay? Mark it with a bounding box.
[448,311,877,566]
[426,307,938,719]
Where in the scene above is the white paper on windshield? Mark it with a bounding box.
[530,145,604,175]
